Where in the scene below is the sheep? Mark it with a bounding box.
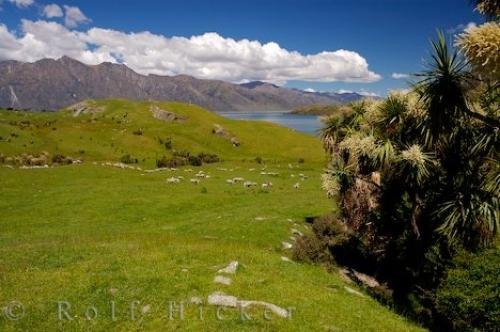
[243,181,257,188]
[261,182,273,189]
[248,168,255,172]
[190,178,200,184]
[293,182,300,189]
[232,177,245,182]
[226,179,235,184]
[167,177,180,184]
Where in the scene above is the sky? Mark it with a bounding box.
[0,0,483,96]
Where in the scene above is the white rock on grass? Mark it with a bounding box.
[218,261,239,274]
[282,241,293,250]
[214,275,232,285]
[238,300,290,318]
[281,256,293,262]
[208,292,238,307]
[207,292,290,318]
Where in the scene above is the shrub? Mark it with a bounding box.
[198,153,220,163]
[120,154,138,164]
[172,150,191,158]
[52,154,73,165]
[156,156,186,168]
[200,187,208,194]
[434,246,500,331]
[298,158,305,164]
[255,156,263,164]
[132,129,143,136]
[187,155,202,166]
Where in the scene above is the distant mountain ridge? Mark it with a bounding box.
[0,56,368,112]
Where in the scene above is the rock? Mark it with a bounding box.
[150,105,187,122]
[282,241,293,250]
[231,137,240,147]
[281,256,293,262]
[141,304,151,314]
[214,275,232,285]
[291,228,303,236]
[218,261,239,274]
[207,292,290,318]
[68,101,105,117]
[208,292,238,307]
[238,300,290,318]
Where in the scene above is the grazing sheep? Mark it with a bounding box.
[190,178,200,184]
[232,177,245,183]
[243,181,257,188]
[167,177,180,184]
[226,179,235,184]
[261,182,273,189]
[293,182,300,189]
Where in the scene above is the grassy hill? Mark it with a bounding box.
[0,99,325,166]
[0,100,422,331]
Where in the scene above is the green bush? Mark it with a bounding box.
[132,129,143,135]
[156,156,186,168]
[158,137,172,150]
[255,156,263,164]
[187,155,202,166]
[120,154,138,164]
[435,246,500,331]
[198,153,220,164]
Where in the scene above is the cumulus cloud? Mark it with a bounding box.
[63,5,90,28]
[43,3,62,18]
[8,0,34,8]
[0,19,381,84]
[447,22,477,35]
[391,72,409,79]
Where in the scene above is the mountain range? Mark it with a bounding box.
[0,56,368,112]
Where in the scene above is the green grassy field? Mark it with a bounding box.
[0,101,423,331]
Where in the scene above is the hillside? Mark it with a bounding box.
[0,100,422,331]
[0,57,365,112]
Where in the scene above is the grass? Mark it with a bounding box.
[0,100,423,331]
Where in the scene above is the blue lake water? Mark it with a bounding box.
[218,111,322,136]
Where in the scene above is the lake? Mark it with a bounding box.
[219,111,323,136]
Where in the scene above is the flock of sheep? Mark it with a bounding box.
[165,166,309,190]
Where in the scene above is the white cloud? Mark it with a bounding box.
[63,5,90,28]
[8,0,34,8]
[447,22,477,35]
[303,88,316,93]
[0,19,381,85]
[391,72,409,79]
[336,89,354,94]
[43,4,63,18]
[358,89,380,97]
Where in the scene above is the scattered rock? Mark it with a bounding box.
[68,100,105,117]
[282,241,293,250]
[238,300,290,318]
[291,228,303,236]
[150,105,187,122]
[214,275,232,285]
[207,292,290,318]
[141,304,151,314]
[208,292,238,307]
[281,256,293,262]
[212,124,240,147]
[218,261,239,274]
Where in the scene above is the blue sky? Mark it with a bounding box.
[0,0,482,95]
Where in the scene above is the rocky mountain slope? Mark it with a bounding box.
[0,56,366,112]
